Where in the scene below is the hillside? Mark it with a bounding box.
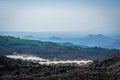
[0,35,119,60]
[0,35,59,47]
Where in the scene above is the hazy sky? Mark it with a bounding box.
[0,0,120,35]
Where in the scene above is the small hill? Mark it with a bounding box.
[81,34,111,42]
[49,36,62,40]
[84,34,110,40]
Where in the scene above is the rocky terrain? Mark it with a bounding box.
[0,52,120,80]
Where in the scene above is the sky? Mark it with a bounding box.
[0,0,120,36]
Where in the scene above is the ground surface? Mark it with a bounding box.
[0,53,120,80]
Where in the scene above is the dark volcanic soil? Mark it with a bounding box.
[0,53,120,80]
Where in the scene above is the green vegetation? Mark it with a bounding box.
[0,35,59,47]
[0,35,79,48]
[0,35,119,60]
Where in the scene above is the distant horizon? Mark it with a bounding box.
[0,30,120,49]
[0,31,120,38]
[0,0,120,36]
